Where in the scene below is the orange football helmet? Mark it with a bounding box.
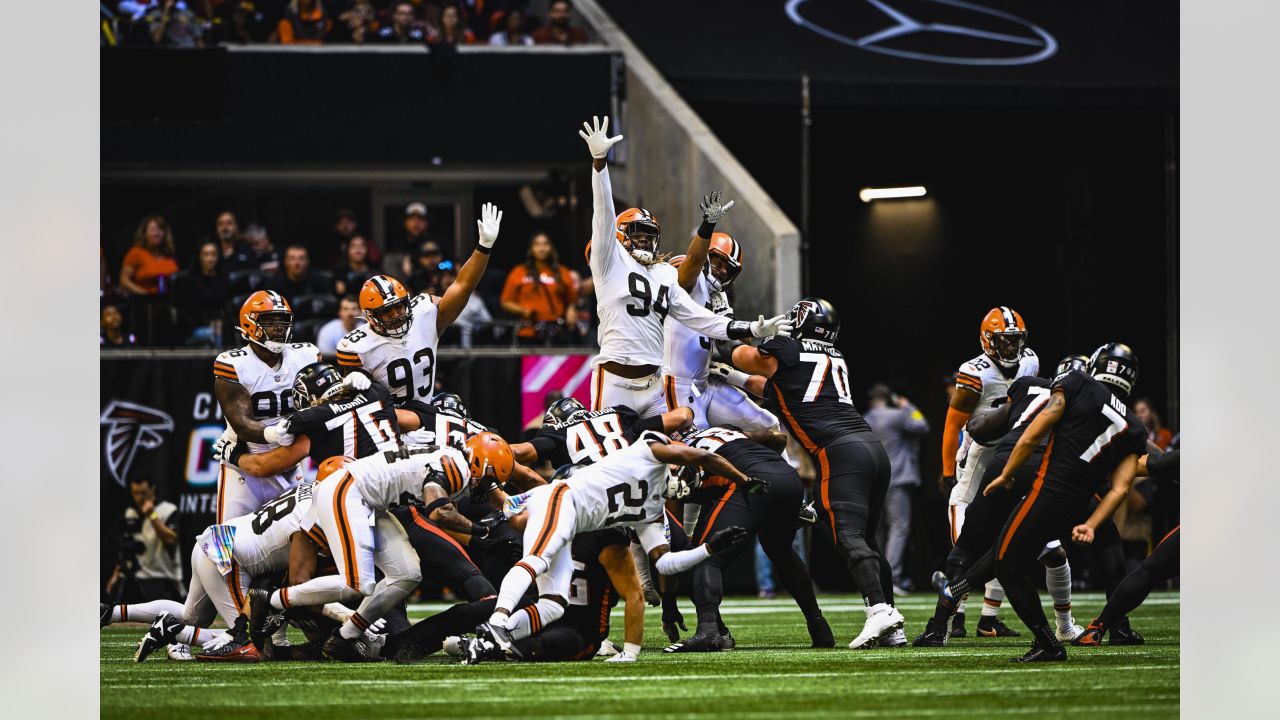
[979,306,1028,369]
[464,432,514,487]
[707,232,743,289]
[238,290,294,352]
[360,275,413,339]
[615,207,661,264]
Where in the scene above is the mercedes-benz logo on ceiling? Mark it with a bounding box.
[785,0,1058,66]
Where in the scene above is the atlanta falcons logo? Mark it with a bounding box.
[100,400,174,486]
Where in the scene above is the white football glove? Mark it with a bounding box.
[578,115,624,159]
[211,426,238,464]
[750,313,793,338]
[342,371,371,391]
[709,362,751,390]
[264,421,294,447]
[476,202,503,249]
[605,649,637,663]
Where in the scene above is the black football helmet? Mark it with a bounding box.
[1054,354,1089,380]
[1087,342,1139,398]
[788,297,841,342]
[292,362,346,409]
[544,396,588,425]
[430,392,469,419]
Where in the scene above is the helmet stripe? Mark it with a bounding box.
[999,306,1016,330]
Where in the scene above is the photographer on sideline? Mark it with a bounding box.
[105,476,182,603]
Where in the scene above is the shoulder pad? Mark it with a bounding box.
[213,348,251,381]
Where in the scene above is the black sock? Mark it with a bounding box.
[1098,564,1153,628]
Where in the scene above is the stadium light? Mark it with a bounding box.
[859,186,927,203]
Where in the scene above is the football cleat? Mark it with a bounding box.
[808,616,836,648]
[460,636,501,665]
[930,570,948,594]
[880,629,908,648]
[912,617,950,647]
[977,617,1022,637]
[246,588,283,650]
[664,628,723,653]
[476,622,523,660]
[595,638,619,657]
[100,603,112,628]
[1108,626,1146,646]
[1011,643,1067,662]
[1056,618,1085,643]
[135,613,183,663]
[442,636,466,658]
[719,630,736,650]
[797,502,819,525]
[197,617,260,663]
[949,611,967,638]
[322,630,383,663]
[849,603,905,649]
[166,644,194,661]
[1072,623,1105,647]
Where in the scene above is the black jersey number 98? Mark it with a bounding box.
[626,273,670,320]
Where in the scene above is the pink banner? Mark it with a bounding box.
[521,355,595,427]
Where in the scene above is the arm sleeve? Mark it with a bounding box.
[588,167,620,280]
[654,545,712,575]
[666,282,733,340]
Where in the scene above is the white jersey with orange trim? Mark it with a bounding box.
[340,445,470,512]
[561,432,670,534]
[950,347,1040,505]
[588,167,741,369]
[334,294,441,406]
[214,479,324,574]
[662,268,731,386]
[213,342,321,455]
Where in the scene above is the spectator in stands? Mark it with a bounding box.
[100,304,138,347]
[329,207,379,268]
[533,0,588,45]
[500,232,579,344]
[142,0,205,48]
[329,0,376,44]
[438,261,491,347]
[374,2,427,43]
[334,235,377,296]
[488,8,533,46]
[119,215,180,296]
[275,0,331,44]
[242,223,281,274]
[428,3,477,44]
[210,0,274,44]
[1134,398,1174,449]
[316,295,365,356]
[215,210,254,271]
[865,383,929,593]
[269,245,332,300]
[386,202,437,275]
[173,240,229,345]
[408,241,448,296]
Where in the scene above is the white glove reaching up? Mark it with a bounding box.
[211,426,238,464]
[476,202,503,249]
[578,115,624,159]
[264,420,294,447]
[342,371,371,391]
[750,314,794,338]
[709,362,751,390]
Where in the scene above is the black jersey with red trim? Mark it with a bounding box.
[530,406,665,467]
[563,528,629,642]
[993,376,1054,455]
[403,405,491,450]
[758,336,872,452]
[284,381,401,463]
[684,426,788,475]
[1039,371,1147,500]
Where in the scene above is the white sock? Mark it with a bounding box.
[494,557,545,623]
[956,594,968,616]
[1045,562,1074,629]
[175,626,227,649]
[272,576,357,610]
[981,580,1004,618]
[506,598,566,641]
[111,600,185,624]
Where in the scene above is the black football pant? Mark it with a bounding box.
[392,504,497,601]
[1095,526,1179,629]
[812,435,894,606]
[689,462,823,633]
[385,597,499,663]
[513,623,600,662]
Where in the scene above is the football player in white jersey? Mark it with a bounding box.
[213,291,321,523]
[335,203,503,416]
[662,234,779,432]
[577,116,792,417]
[939,307,1040,638]
[476,432,760,662]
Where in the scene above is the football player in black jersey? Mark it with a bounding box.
[510,397,693,468]
[663,426,834,652]
[731,297,904,649]
[943,343,1148,661]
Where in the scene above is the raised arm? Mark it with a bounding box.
[677,190,735,292]
[580,116,625,278]
[666,281,791,343]
[437,202,502,332]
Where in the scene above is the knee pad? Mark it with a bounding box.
[462,574,497,601]
[1038,543,1067,566]
[945,546,973,579]
[519,555,550,577]
[537,595,568,623]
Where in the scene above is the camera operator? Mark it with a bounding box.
[105,476,182,603]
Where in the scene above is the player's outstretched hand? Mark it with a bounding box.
[750,313,793,338]
[264,420,294,447]
[1071,524,1095,545]
[476,202,503,249]
[342,371,371,391]
[708,526,749,553]
[578,115,623,159]
[982,473,1011,496]
[699,189,736,224]
[744,476,771,495]
[211,426,238,464]
[662,605,687,643]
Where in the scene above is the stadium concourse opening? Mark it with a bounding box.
[100,0,1178,716]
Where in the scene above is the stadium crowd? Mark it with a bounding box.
[101,204,597,350]
[101,0,593,49]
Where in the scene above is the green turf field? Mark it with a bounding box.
[100,591,1178,719]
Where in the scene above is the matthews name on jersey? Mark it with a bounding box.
[758,335,872,452]
[1039,371,1147,502]
[530,405,664,467]
[335,293,440,405]
[213,341,321,456]
[285,380,401,463]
